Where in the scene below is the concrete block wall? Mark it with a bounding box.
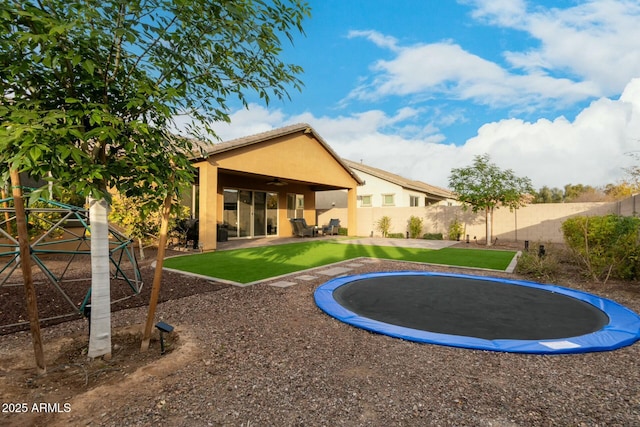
[318,199,626,243]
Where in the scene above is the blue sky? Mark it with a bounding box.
[179,0,640,190]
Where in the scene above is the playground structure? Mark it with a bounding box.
[0,195,142,330]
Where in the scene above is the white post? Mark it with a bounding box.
[88,197,112,359]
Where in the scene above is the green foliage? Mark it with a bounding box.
[0,0,310,209]
[2,191,86,239]
[376,216,391,238]
[337,227,348,236]
[561,215,640,281]
[387,233,405,239]
[448,154,534,213]
[407,215,423,239]
[532,185,564,203]
[449,154,533,245]
[515,247,560,281]
[562,184,606,202]
[603,182,640,201]
[23,200,65,239]
[422,233,443,240]
[447,218,464,241]
[108,193,188,246]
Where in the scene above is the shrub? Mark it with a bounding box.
[109,193,190,257]
[376,216,391,237]
[515,246,560,281]
[387,233,405,239]
[561,215,640,282]
[447,218,464,241]
[338,227,348,236]
[407,216,423,239]
[423,233,443,240]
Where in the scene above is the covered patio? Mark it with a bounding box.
[189,123,363,250]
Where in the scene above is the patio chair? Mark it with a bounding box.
[322,218,341,236]
[290,218,317,237]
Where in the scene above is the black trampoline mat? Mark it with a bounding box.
[333,275,610,340]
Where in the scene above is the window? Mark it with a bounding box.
[410,196,419,207]
[361,195,372,207]
[382,194,395,206]
[287,193,304,218]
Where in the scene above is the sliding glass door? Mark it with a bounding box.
[223,189,238,238]
[253,191,266,237]
[266,192,278,236]
[223,188,279,238]
[238,190,253,238]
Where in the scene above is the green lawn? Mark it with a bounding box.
[163,241,516,284]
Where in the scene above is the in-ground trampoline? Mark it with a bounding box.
[314,272,640,354]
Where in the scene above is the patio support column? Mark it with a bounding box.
[347,187,358,237]
[197,161,218,251]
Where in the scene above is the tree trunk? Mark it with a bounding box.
[10,170,46,373]
[1,187,12,235]
[141,191,173,351]
[485,207,493,246]
[138,237,145,261]
[87,197,112,359]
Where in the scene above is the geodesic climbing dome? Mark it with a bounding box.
[0,196,142,331]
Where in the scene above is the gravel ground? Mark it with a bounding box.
[1,246,640,426]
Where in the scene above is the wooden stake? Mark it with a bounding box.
[10,170,46,374]
[140,190,173,351]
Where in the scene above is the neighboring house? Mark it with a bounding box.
[316,159,456,210]
[189,123,363,250]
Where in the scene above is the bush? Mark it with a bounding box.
[423,233,443,240]
[447,218,464,241]
[515,246,560,281]
[109,193,190,249]
[387,233,405,239]
[376,216,391,238]
[407,216,423,239]
[338,227,348,236]
[561,215,640,281]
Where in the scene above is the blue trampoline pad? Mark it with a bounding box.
[314,272,640,354]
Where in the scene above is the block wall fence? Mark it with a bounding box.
[317,194,640,244]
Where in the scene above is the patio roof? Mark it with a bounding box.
[192,123,364,186]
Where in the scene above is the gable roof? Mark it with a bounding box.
[192,123,364,185]
[343,159,454,200]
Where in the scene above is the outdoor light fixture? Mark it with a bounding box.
[538,245,546,258]
[155,321,174,355]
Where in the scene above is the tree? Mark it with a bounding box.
[532,185,563,203]
[1,0,310,359]
[603,182,640,201]
[448,154,533,246]
[563,184,606,202]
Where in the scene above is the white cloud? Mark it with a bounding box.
[345,38,600,111]
[347,1,640,112]
[458,78,640,188]
[346,30,400,52]
[199,78,640,190]
[206,106,288,141]
[463,0,528,27]
[473,0,640,94]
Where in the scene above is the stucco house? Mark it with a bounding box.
[316,159,456,210]
[188,123,363,250]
